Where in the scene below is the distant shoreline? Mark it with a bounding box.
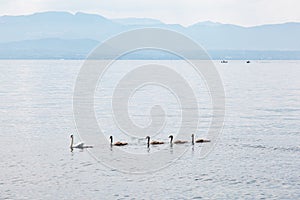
[0,58,299,61]
[1,50,300,60]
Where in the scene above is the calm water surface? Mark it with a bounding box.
[0,60,299,199]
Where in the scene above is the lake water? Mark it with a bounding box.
[0,60,299,199]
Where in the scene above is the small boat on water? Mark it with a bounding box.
[221,60,228,63]
[246,60,251,63]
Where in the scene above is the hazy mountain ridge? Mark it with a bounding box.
[1,11,300,59]
[112,18,163,25]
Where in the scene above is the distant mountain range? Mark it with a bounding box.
[0,11,300,59]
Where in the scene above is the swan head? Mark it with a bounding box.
[70,134,73,138]
[146,136,150,140]
[109,136,113,144]
[169,135,173,143]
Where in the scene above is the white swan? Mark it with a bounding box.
[70,135,93,149]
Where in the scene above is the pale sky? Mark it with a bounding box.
[1,0,300,26]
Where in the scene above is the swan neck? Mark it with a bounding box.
[70,136,73,148]
[192,135,194,145]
